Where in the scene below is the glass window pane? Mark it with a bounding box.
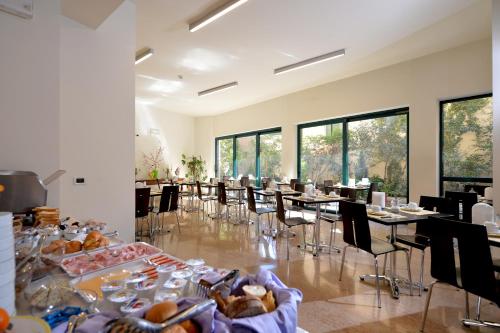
[348,114,408,199]
[236,136,256,179]
[260,132,282,181]
[217,138,233,178]
[300,124,343,185]
[442,96,492,178]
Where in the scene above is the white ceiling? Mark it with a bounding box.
[135,0,491,117]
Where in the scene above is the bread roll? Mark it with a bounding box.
[85,231,102,242]
[225,296,267,318]
[242,285,267,298]
[161,325,187,333]
[65,241,82,254]
[145,301,178,323]
[179,320,199,333]
[262,291,276,312]
[42,240,66,254]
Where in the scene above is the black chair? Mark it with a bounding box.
[339,200,412,308]
[240,176,250,187]
[154,185,181,234]
[246,186,276,236]
[217,182,241,223]
[445,191,478,222]
[324,180,334,188]
[393,196,451,295]
[340,187,357,200]
[463,184,490,196]
[195,181,217,221]
[290,179,298,190]
[286,183,305,218]
[135,187,151,239]
[261,177,270,190]
[420,217,499,331]
[366,182,378,204]
[275,191,314,260]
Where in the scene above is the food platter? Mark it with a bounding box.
[60,242,162,277]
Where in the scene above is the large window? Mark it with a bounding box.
[215,128,282,184]
[298,108,409,200]
[299,123,343,185]
[348,114,408,198]
[440,94,492,193]
[217,138,233,179]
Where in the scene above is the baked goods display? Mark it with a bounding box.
[41,231,110,256]
[213,284,276,318]
[33,207,60,227]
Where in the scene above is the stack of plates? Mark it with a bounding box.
[0,212,15,315]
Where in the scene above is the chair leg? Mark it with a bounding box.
[475,297,482,321]
[175,212,181,233]
[382,253,387,275]
[420,281,437,332]
[286,226,290,260]
[419,250,425,296]
[374,256,382,308]
[302,224,307,249]
[465,291,470,320]
[339,245,349,281]
[405,250,413,296]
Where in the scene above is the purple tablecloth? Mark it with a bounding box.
[53,269,302,333]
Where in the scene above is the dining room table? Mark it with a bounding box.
[283,194,348,256]
[365,207,454,299]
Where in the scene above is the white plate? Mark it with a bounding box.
[9,316,51,333]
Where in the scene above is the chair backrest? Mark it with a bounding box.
[135,187,151,218]
[339,200,372,253]
[463,184,489,196]
[471,203,494,224]
[275,191,286,223]
[366,182,378,204]
[240,176,250,187]
[196,181,203,200]
[428,217,499,305]
[222,176,230,182]
[158,185,179,213]
[415,195,446,237]
[444,191,478,222]
[261,177,270,190]
[323,180,334,188]
[340,187,356,200]
[290,179,298,190]
[246,186,257,213]
[218,182,227,205]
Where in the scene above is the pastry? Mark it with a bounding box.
[145,301,178,323]
[42,240,66,254]
[261,290,276,312]
[225,296,267,318]
[65,241,82,254]
[179,320,199,333]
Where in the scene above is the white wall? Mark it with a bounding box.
[135,105,195,179]
[493,1,500,216]
[195,39,492,202]
[60,1,136,241]
[0,1,61,205]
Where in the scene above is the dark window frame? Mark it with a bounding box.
[215,127,282,186]
[439,93,493,195]
[297,108,410,199]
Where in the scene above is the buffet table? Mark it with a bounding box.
[14,233,304,333]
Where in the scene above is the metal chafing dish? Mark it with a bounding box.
[0,170,65,214]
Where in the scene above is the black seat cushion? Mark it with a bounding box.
[255,207,276,215]
[494,258,500,273]
[283,217,314,227]
[320,213,341,223]
[371,237,407,256]
[395,234,430,251]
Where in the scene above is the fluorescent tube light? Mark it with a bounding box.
[135,48,154,65]
[274,49,345,75]
[198,81,238,96]
[189,0,248,32]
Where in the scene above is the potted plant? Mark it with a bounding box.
[181,154,207,181]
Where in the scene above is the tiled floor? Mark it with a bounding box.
[145,206,499,333]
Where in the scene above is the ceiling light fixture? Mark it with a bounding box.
[198,81,238,96]
[189,0,248,32]
[135,48,154,65]
[274,49,345,75]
